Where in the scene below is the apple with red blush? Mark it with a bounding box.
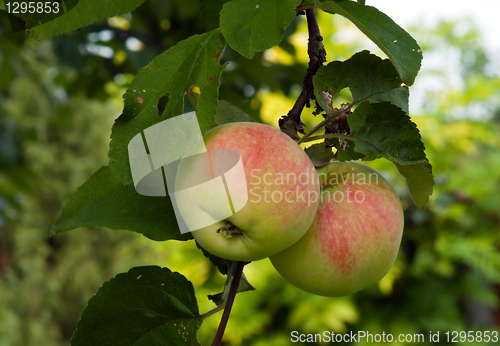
[270,161,404,297]
[175,122,320,262]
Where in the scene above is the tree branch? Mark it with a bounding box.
[279,8,326,141]
[210,261,245,346]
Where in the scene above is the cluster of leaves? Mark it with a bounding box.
[306,49,433,208]
[4,0,437,345]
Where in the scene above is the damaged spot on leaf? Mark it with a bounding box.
[156,94,169,118]
[136,96,144,104]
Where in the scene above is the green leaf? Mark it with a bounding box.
[318,0,422,85]
[208,267,255,306]
[51,166,192,241]
[332,137,364,161]
[29,0,147,40]
[200,0,231,31]
[71,266,201,346]
[304,143,334,167]
[313,50,409,113]
[195,241,231,275]
[348,101,433,207]
[215,100,254,125]
[393,161,434,209]
[109,30,226,185]
[349,102,425,164]
[220,0,301,59]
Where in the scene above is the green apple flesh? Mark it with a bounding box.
[176,122,320,262]
[270,161,404,297]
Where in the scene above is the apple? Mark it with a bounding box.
[175,122,320,262]
[270,161,404,297]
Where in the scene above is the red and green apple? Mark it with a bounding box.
[270,161,404,297]
[175,122,320,262]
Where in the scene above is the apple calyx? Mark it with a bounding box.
[217,221,243,239]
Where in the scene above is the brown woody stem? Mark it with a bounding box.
[210,261,245,346]
[279,8,326,141]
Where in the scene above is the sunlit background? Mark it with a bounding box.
[1,0,500,345]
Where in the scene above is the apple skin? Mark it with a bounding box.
[176,122,320,262]
[270,161,404,297]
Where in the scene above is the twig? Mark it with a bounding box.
[297,105,352,145]
[198,303,226,320]
[300,133,356,143]
[300,133,382,153]
[210,261,245,346]
[296,116,330,145]
[279,8,326,141]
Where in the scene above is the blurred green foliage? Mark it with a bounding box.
[1,1,499,345]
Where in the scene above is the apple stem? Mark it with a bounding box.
[217,221,243,238]
[300,133,354,143]
[279,8,326,141]
[297,104,351,144]
[198,302,226,320]
[297,115,332,145]
[299,132,380,153]
[211,261,245,346]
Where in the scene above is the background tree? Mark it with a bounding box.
[0,0,499,345]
